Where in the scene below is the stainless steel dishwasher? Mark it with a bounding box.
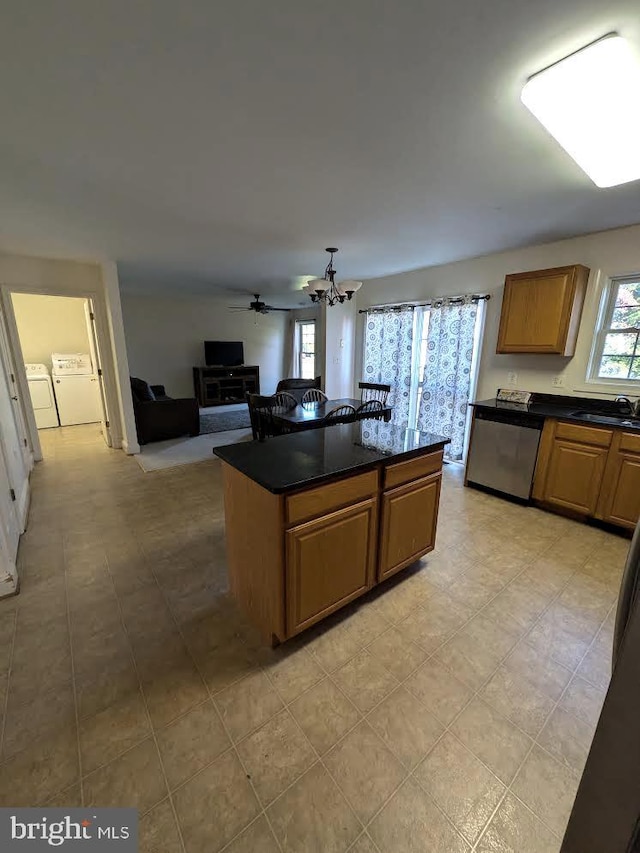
[465,406,544,501]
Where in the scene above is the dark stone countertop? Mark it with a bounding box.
[471,392,640,431]
[213,421,450,494]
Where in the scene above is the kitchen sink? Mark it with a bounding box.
[572,411,640,428]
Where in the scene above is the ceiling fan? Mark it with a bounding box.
[228,294,290,315]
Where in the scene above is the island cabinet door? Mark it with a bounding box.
[379,472,441,581]
[285,498,377,637]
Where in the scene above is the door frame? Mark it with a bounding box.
[0,304,32,473]
[0,285,121,459]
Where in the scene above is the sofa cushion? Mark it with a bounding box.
[130,377,156,403]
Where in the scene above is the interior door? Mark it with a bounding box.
[84,299,111,446]
[0,442,19,592]
[0,339,28,538]
[0,306,31,472]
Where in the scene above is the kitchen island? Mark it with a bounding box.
[214,421,450,645]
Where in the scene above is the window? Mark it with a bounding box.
[296,320,316,379]
[591,276,640,382]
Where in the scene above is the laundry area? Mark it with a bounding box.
[11,294,104,436]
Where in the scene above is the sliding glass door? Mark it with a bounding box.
[363,299,485,461]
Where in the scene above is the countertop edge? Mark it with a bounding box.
[214,438,450,495]
[470,399,640,433]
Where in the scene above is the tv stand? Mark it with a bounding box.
[193,365,260,406]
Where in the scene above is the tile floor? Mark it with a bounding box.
[0,425,628,853]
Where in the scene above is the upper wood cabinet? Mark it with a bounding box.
[496,264,590,355]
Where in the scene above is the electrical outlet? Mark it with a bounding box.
[552,375,565,388]
[507,371,518,386]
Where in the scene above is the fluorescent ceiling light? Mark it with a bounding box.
[521,35,640,187]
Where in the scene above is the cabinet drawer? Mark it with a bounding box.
[286,470,378,526]
[619,431,640,454]
[384,450,444,490]
[555,421,613,448]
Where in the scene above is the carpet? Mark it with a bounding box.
[135,428,253,472]
[200,408,251,434]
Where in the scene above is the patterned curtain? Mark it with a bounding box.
[418,298,478,461]
[363,307,415,428]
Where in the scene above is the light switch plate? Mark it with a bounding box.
[507,371,518,385]
[552,375,565,387]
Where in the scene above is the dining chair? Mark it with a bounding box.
[246,392,279,440]
[323,404,357,425]
[274,391,298,410]
[301,388,328,404]
[356,399,384,419]
[359,381,391,405]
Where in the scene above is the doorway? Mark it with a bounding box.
[10,293,110,456]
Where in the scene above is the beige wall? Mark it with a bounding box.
[323,299,356,399]
[121,292,288,398]
[356,222,640,403]
[11,293,90,368]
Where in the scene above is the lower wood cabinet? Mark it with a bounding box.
[543,439,609,515]
[600,453,640,529]
[285,498,377,636]
[221,446,447,645]
[534,419,640,529]
[597,431,640,530]
[379,472,441,580]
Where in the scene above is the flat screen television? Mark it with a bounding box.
[205,340,244,367]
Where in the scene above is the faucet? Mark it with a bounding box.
[615,395,638,416]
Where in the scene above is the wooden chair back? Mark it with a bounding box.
[323,404,357,425]
[302,388,328,404]
[274,391,298,410]
[246,392,277,440]
[359,381,391,405]
[356,399,384,418]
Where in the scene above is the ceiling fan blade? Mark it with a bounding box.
[263,305,291,312]
[228,306,251,310]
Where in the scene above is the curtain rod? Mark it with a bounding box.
[358,293,490,314]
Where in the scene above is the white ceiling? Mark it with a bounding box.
[1,0,640,302]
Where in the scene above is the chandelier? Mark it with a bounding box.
[302,248,363,306]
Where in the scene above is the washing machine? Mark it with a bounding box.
[24,363,59,429]
[51,353,101,426]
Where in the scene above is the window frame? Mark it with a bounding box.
[296,319,316,380]
[587,274,640,386]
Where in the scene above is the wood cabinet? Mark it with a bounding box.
[496,264,589,355]
[542,440,609,515]
[533,419,640,528]
[193,365,260,406]
[220,446,446,645]
[597,431,640,530]
[286,498,377,636]
[379,473,441,580]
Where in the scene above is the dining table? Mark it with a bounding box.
[270,396,393,432]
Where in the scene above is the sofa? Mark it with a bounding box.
[275,376,322,404]
[130,377,200,444]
